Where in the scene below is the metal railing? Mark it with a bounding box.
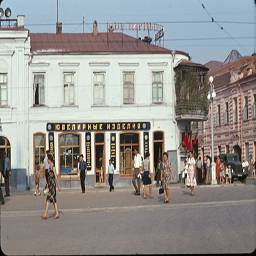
[175,101,208,117]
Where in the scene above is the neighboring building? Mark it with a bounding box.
[1,17,199,190]
[0,16,30,190]
[198,54,256,164]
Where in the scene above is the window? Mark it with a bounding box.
[233,97,238,123]
[59,133,80,175]
[33,133,45,169]
[0,73,8,106]
[243,96,249,121]
[224,102,229,124]
[245,142,249,160]
[93,72,105,105]
[217,104,221,126]
[64,73,75,105]
[123,72,135,104]
[33,74,45,106]
[253,94,256,119]
[152,71,163,103]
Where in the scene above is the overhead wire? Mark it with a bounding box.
[197,0,251,54]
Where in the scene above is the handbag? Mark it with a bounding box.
[159,185,164,194]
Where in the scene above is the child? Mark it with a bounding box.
[225,164,232,184]
[34,163,41,196]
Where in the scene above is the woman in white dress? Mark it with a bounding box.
[186,151,197,195]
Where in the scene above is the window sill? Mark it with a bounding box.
[0,105,11,109]
[32,104,47,108]
[61,104,79,108]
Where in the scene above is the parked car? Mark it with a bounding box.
[219,153,247,183]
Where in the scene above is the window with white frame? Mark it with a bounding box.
[33,73,45,106]
[64,73,75,105]
[93,72,105,105]
[253,94,256,118]
[243,96,249,121]
[0,73,8,106]
[123,71,135,104]
[152,71,163,103]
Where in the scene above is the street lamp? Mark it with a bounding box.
[208,76,217,185]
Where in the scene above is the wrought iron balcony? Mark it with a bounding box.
[175,101,208,121]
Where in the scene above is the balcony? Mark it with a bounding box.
[175,101,208,121]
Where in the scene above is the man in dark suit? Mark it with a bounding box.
[78,154,87,193]
[2,152,10,197]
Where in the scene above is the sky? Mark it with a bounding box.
[2,0,255,63]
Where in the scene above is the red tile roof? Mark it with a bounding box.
[175,59,208,70]
[29,32,190,57]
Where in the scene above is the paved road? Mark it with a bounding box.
[1,184,256,255]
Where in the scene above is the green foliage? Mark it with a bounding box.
[175,67,209,113]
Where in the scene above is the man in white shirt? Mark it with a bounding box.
[132,149,142,195]
[108,159,115,192]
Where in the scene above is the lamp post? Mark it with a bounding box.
[207,76,217,185]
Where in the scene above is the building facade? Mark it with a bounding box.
[198,56,256,165]
[0,18,195,190]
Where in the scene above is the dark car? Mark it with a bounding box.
[219,153,247,183]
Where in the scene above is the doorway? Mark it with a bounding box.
[233,144,241,161]
[0,136,11,184]
[95,133,105,184]
[153,131,164,173]
[120,133,139,177]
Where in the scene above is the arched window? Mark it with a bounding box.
[59,133,80,175]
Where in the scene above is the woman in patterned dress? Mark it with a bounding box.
[186,151,197,195]
[41,154,60,219]
[160,152,172,203]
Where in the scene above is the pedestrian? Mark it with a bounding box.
[202,156,207,184]
[220,159,225,184]
[132,149,142,196]
[186,151,197,195]
[242,159,249,176]
[252,160,256,177]
[34,162,41,196]
[44,150,50,187]
[108,159,115,192]
[216,156,221,184]
[41,154,60,220]
[182,159,188,185]
[2,152,10,197]
[196,156,203,185]
[160,152,172,203]
[155,158,162,187]
[206,155,211,185]
[0,186,4,204]
[225,164,232,184]
[78,154,87,193]
[142,152,152,199]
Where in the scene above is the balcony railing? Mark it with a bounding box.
[175,101,208,121]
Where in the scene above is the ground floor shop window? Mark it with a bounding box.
[33,133,45,177]
[120,133,139,177]
[59,133,80,175]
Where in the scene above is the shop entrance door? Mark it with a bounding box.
[120,133,139,177]
[95,133,105,184]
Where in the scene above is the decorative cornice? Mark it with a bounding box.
[147,62,168,67]
[30,62,50,67]
[89,62,110,67]
[118,62,139,67]
[58,62,80,67]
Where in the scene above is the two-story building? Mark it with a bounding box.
[1,18,196,190]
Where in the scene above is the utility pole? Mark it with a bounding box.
[83,16,85,33]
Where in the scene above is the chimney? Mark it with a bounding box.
[93,20,98,36]
[17,15,25,28]
[56,22,62,34]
